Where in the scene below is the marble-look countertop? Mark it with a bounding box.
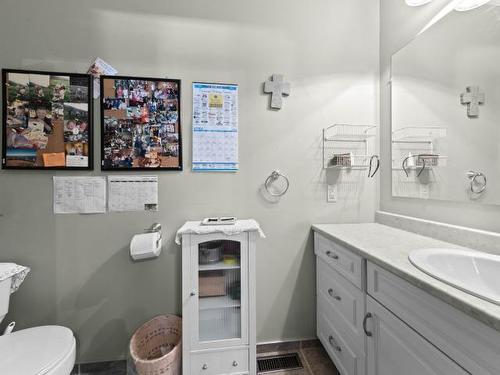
[312,223,500,333]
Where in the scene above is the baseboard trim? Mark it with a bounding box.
[257,337,320,354]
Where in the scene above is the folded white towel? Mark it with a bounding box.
[0,263,30,294]
[175,219,265,245]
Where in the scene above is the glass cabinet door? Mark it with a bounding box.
[192,236,248,349]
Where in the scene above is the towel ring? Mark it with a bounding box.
[467,171,487,194]
[265,170,290,197]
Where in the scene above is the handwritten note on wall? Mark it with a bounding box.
[53,177,106,214]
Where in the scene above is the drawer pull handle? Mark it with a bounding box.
[363,313,373,337]
[202,364,208,370]
[232,361,238,367]
[326,251,339,260]
[328,288,341,301]
[328,335,342,352]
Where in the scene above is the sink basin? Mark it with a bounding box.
[409,248,500,306]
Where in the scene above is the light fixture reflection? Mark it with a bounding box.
[405,0,433,6]
[455,0,492,11]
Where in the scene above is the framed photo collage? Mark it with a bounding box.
[2,69,182,171]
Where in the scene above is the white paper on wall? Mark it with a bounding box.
[108,175,158,212]
[53,177,107,214]
[87,57,118,99]
[192,82,238,171]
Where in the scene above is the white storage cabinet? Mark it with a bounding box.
[314,231,500,375]
[182,231,257,375]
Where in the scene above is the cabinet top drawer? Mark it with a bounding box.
[314,232,364,289]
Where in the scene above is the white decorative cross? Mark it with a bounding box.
[264,74,290,109]
[460,86,485,118]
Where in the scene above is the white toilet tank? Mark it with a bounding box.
[0,275,11,325]
[0,263,29,326]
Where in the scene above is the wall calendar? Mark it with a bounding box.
[192,82,238,171]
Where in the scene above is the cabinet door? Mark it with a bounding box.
[366,296,470,375]
[189,233,249,350]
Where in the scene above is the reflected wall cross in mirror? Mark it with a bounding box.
[460,86,485,118]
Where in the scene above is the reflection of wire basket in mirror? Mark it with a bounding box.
[392,126,446,142]
[415,154,440,167]
[130,315,182,375]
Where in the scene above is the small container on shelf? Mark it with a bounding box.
[199,241,223,265]
[330,153,352,167]
[199,271,226,297]
[223,254,238,265]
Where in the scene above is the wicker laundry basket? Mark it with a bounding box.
[130,315,182,375]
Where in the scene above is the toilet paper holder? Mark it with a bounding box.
[130,223,163,261]
[145,223,162,234]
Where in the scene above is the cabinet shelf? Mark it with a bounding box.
[199,261,240,271]
[199,295,241,310]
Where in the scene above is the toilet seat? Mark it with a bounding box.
[0,325,76,375]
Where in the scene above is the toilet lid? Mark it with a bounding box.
[0,325,75,375]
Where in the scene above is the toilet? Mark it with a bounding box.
[0,263,76,375]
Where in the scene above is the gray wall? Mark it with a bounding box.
[380,0,500,233]
[0,0,379,363]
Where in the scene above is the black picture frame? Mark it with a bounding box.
[100,75,182,171]
[2,68,93,170]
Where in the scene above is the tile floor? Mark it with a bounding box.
[72,339,340,375]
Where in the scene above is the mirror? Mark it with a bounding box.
[391,4,500,204]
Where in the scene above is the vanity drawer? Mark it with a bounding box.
[315,233,364,289]
[317,258,365,352]
[191,348,249,375]
[317,295,366,375]
[367,262,500,375]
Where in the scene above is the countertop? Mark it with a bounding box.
[312,223,500,333]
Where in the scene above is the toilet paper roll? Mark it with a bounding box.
[130,232,162,260]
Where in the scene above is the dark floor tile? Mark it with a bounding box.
[300,339,322,349]
[301,346,340,375]
[70,364,79,375]
[79,360,126,375]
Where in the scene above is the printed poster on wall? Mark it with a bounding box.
[192,82,238,171]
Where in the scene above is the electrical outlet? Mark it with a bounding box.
[327,185,337,203]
